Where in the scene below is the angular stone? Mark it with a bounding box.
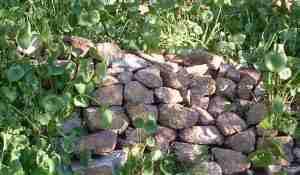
[124,81,154,104]
[239,68,261,85]
[71,150,127,175]
[196,162,222,175]
[173,142,209,163]
[208,96,231,117]
[96,42,123,63]
[185,65,209,77]
[126,103,158,122]
[79,131,117,155]
[62,111,81,135]
[212,148,250,175]
[161,68,191,89]
[134,67,163,88]
[93,85,123,106]
[216,112,247,136]
[216,77,237,98]
[117,71,133,84]
[191,96,210,110]
[246,103,268,125]
[190,75,216,97]
[102,75,120,87]
[179,126,224,145]
[155,126,176,151]
[238,76,256,100]
[154,87,183,104]
[219,64,241,82]
[194,107,215,125]
[83,107,129,134]
[112,53,150,71]
[158,104,199,129]
[225,129,256,153]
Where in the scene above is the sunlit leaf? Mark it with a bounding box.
[74,83,86,94]
[16,21,33,49]
[278,67,292,80]
[73,95,89,107]
[99,107,113,129]
[265,51,287,72]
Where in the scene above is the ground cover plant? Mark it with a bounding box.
[0,0,300,174]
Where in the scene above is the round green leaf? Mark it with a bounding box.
[78,10,100,27]
[99,107,113,129]
[278,67,292,80]
[42,95,65,113]
[265,51,287,72]
[7,65,25,82]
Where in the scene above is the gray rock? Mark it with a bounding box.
[196,161,222,175]
[124,81,154,104]
[155,126,176,151]
[93,85,123,106]
[111,53,150,71]
[216,77,237,98]
[293,147,300,162]
[101,75,120,87]
[191,96,210,110]
[212,148,251,175]
[62,111,82,135]
[208,96,231,117]
[225,129,256,153]
[161,68,191,89]
[96,42,124,63]
[125,128,148,145]
[79,131,117,155]
[237,76,256,100]
[222,64,241,82]
[194,107,215,125]
[126,103,158,122]
[246,103,268,125]
[83,107,129,134]
[216,112,247,136]
[154,87,183,104]
[181,88,191,105]
[185,65,209,77]
[190,75,216,97]
[134,67,163,88]
[179,126,224,145]
[117,71,133,84]
[283,166,300,175]
[71,150,127,175]
[158,104,199,129]
[239,68,261,85]
[173,142,209,163]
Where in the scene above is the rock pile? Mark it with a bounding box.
[62,38,300,175]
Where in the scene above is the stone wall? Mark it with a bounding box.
[62,38,300,175]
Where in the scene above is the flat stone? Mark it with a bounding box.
[112,53,150,71]
[246,103,268,125]
[208,96,231,117]
[194,107,215,125]
[179,126,224,145]
[93,85,123,106]
[155,126,176,151]
[117,71,133,84]
[216,77,237,98]
[158,104,199,129]
[79,131,117,155]
[225,129,256,153]
[190,75,216,97]
[62,111,81,135]
[134,67,163,88]
[96,42,123,63]
[173,142,209,163]
[83,107,129,134]
[124,81,154,104]
[216,112,247,136]
[154,87,183,104]
[212,148,251,175]
[191,96,210,110]
[185,65,209,77]
[126,103,158,122]
[71,150,127,175]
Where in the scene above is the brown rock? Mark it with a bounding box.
[102,75,120,87]
[181,88,191,105]
[225,129,256,153]
[208,96,231,117]
[173,142,209,163]
[191,96,210,110]
[190,75,216,97]
[155,87,183,104]
[185,65,209,77]
[63,36,94,57]
[83,107,129,134]
[179,126,224,145]
[124,81,154,104]
[134,67,163,88]
[161,68,191,89]
[155,127,176,151]
[239,68,261,85]
[194,107,215,125]
[79,131,117,155]
[93,85,123,106]
[126,103,158,122]
[212,148,250,175]
[216,112,247,136]
[159,104,199,129]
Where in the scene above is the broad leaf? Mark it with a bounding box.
[265,51,287,72]
[42,95,65,113]
[7,65,25,82]
[74,83,86,94]
[99,107,113,129]
[16,21,33,49]
[278,67,292,80]
[73,95,89,107]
